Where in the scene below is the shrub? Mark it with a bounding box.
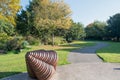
[26,36,40,45]
[5,38,20,51]
[66,37,73,43]
[0,33,13,43]
[5,36,25,52]
[48,37,67,45]
[0,33,13,52]
[21,41,30,49]
[0,43,5,50]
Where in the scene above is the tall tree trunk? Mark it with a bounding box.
[52,33,54,46]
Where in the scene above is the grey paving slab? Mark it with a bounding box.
[56,63,120,80]
[68,53,103,63]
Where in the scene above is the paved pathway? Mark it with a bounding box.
[68,42,108,63]
[1,42,120,80]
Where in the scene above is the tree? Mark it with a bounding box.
[65,22,86,42]
[16,9,31,36]
[107,13,120,41]
[28,0,72,45]
[0,0,21,25]
[85,21,107,40]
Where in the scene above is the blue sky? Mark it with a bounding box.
[21,0,120,26]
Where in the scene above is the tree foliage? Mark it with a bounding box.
[85,21,107,40]
[32,0,72,45]
[17,0,72,45]
[107,13,120,41]
[32,0,72,29]
[65,22,86,42]
[0,0,21,25]
[0,19,14,36]
[16,10,31,36]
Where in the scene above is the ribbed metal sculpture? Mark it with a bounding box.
[25,50,57,80]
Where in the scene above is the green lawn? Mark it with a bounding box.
[97,42,120,63]
[0,41,95,78]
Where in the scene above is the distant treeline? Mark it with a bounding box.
[0,0,120,53]
[85,13,120,42]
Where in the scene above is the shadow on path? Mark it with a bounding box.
[71,42,108,54]
[0,72,21,79]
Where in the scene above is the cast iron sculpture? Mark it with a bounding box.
[25,50,57,80]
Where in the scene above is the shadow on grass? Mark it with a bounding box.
[57,42,96,52]
[0,72,21,79]
[61,42,95,47]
